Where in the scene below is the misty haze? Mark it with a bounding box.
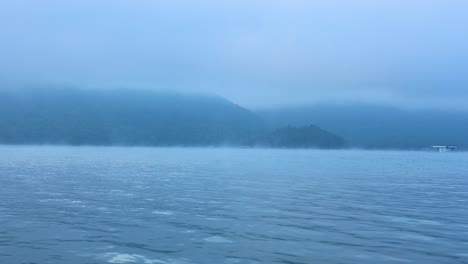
[1,1,467,264]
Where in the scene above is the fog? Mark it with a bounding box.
[1,0,468,109]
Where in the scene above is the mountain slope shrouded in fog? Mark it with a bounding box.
[258,125,347,149]
[0,88,347,148]
[0,88,265,146]
[258,104,468,149]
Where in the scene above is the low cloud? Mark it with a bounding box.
[0,0,467,109]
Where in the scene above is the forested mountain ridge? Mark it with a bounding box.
[0,88,264,146]
[258,104,468,149]
[256,125,347,149]
[0,88,346,148]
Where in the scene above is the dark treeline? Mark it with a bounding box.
[0,88,346,149]
[5,87,465,150]
[257,125,347,149]
[258,104,468,150]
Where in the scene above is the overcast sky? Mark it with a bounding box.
[0,0,467,109]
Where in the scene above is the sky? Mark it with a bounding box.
[0,0,467,109]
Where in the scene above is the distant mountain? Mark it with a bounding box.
[257,125,347,149]
[0,88,264,146]
[258,104,468,150]
[0,88,345,148]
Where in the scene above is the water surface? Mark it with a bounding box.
[1,146,467,263]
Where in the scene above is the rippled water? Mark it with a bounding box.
[1,146,467,264]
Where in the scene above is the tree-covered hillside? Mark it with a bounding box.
[0,88,265,146]
[258,104,468,149]
[0,88,346,148]
[257,125,347,149]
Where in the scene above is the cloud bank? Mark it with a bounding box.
[0,0,467,109]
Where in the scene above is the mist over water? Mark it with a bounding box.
[1,1,468,263]
[1,146,467,264]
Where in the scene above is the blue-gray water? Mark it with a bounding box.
[1,146,467,264]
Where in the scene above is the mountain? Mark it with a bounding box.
[258,104,468,150]
[0,88,346,148]
[0,88,264,146]
[257,125,347,149]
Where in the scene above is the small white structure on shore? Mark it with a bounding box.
[431,145,458,152]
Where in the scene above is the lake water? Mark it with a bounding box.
[0,146,467,264]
